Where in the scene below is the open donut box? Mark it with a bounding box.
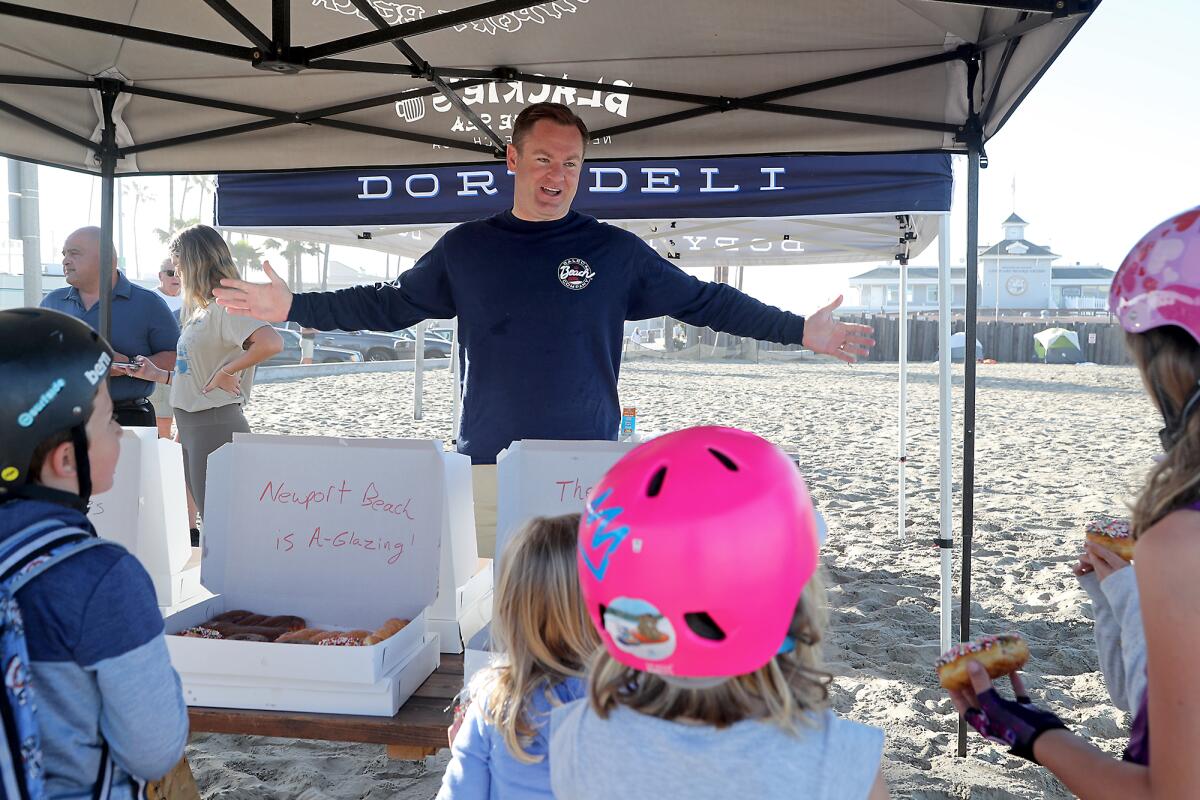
[162,435,457,716]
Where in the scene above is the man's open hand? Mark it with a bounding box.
[212,260,293,322]
[801,295,875,363]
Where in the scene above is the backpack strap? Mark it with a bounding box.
[1,520,112,595]
[0,518,123,800]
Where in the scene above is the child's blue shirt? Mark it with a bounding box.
[437,676,586,800]
[0,499,188,799]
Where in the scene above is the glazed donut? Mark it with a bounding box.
[235,614,270,626]
[204,621,291,641]
[260,615,307,631]
[936,634,1029,692]
[211,610,253,624]
[1085,518,1134,562]
[276,627,327,644]
[363,618,410,645]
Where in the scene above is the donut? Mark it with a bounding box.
[211,610,253,624]
[235,614,270,626]
[204,621,291,641]
[276,627,327,644]
[1085,517,1134,562]
[936,634,1029,691]
[226,633,269,642]
[260,615,307,631]
[178,626,223,639]
[363,618,410,645]
[318,634,366,647]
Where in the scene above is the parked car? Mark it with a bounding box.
[391,328,453,359]
[264,329,363,367]
[309,330,415,362]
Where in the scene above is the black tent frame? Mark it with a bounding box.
[0,0,1097,758]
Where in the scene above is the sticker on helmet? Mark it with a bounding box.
[604,597,676,661]
[17,378,66,428]
[1,467,18,482]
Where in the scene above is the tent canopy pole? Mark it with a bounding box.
[937,215,953,655]
[956,142,982,758]
[97,79,119,341]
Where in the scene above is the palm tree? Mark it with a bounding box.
[126,180,155,274]
[192,175,215,221]
[263,239,322,291]
[229,239,263,277]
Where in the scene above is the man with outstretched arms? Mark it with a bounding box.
[215,103,873,549]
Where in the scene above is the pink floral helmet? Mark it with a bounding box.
[577,426,820,678]
[1110,206,1200,341]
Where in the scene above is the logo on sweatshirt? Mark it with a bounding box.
[558,258,595,291]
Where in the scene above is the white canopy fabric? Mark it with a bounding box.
[0,1,1096,174]
[222,212,944,267]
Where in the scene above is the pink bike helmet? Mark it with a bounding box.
[577,426,819,678]
[1110,206,1200,342]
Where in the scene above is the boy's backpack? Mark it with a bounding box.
[0,518,124,800]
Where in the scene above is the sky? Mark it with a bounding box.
[3,1,1198,317]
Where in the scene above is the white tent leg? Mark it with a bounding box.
[413,320,426,421]
[451,318,461,443]
[938,214,953,654]
[898,259,908,541]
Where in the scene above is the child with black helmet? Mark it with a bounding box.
[0,308,188,798]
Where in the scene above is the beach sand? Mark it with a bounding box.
[188,358,1156,799]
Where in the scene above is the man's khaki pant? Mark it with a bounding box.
[471,464,498,558]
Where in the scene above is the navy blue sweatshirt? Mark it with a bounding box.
[289,211,806,463]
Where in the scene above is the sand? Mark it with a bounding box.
[186,358,1157,799]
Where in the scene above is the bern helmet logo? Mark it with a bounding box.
[17,378,66,428]
[84,352,112,386]
[558,258,595,291]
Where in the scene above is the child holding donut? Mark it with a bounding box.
[551,426,890,800]
[436,513,599,800]
[0,310,188,798]
[947,207,1200,796]
[1073,520,1146,714]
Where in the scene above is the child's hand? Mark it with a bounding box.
[1084,540,1130,581]
[947,661,1067,763]
[1071,549,1094,578]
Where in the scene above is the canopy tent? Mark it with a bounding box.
[0,0,1100,758]
[215,155,952,554]
[944,331,985,361]
[214,153,952,266]
[1034,327,1083,363]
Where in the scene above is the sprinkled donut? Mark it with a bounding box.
[318,634,366,647]
[178,626,223,639]
[1085,517,1134,561]
[935,634,1029,692]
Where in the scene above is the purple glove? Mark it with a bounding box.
[965,688,1067,763]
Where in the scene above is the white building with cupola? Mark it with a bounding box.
[847,213,1114,314]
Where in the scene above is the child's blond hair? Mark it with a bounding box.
[475,513,600,763]
[588,571,832,731]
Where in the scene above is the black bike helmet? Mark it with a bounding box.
[0,308,113,503]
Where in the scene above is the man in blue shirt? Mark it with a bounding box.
[41,227,179,427]
[215,104,874,463]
